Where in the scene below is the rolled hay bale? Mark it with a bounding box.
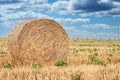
[8,19,70,66]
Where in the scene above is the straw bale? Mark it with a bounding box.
[8,19,70,66]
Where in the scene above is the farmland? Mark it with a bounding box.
[0,38,120,80]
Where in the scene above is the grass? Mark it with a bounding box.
[73,48,79,54]
[0,38,120,80]
[0,51,6,54]
[32,63,42,68]
[3,63,12,68]
[55,61,67,66]
[115,59,120,64]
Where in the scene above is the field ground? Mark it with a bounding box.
[0,38,120,80]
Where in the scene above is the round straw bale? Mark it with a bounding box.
[8,19,70,66]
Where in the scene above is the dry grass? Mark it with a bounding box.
[0,38,120,80]
[0,64,120,80]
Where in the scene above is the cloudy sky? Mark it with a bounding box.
[0,0,120,39]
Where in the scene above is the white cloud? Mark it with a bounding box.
[51,0,68,11]
[64,26,76,31]
[95,32,120,39]
[95,8,120,17]
[80,8,120,17]
[0,11,52,28]
[113,1,120,6]
[55,18,90,23]
[1,0,120,17]
[67,28,120,39]
[0,3,22,11]
[49,0,72,15]
[81,23,120,29]
[100,0,111,3]
[1,11,52,20]
[20,0,48,4]
[31,4,51,10]
[63,25,120,39]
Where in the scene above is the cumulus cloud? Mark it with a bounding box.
[48,0,74,15]
[0,11,52,28]
[51,0,68,11]
[80,8,120,17]
[0,0,120,17]
[48,0,120,17]
[98,9,120,17]
[67,28,120,39]
[2,11,51,20]
[0,0,20,4]
[20,0,48,4]
[81,23,120,29]
[55,18,90,23]
[0,1,50,13]
[0,0,47,4]
[64,24,120,39]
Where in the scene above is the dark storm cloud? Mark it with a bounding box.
[70,0,115,12]
[112,0,120,2]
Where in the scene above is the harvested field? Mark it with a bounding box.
[0,64,120,80]
[0,38,120,80]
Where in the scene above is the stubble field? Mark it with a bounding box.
[0,38,120,80]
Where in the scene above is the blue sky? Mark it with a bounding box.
[0,0,120,39]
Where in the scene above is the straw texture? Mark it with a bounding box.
[8,19,70,66]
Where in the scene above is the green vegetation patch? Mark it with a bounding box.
[3,63,12,68]
[89,51,105,66]
[115,59,120,64]
[0,51,6,54]
[55,61,67,66]
[32,63,42,68]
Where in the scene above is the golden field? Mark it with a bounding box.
[0,38,120,80]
